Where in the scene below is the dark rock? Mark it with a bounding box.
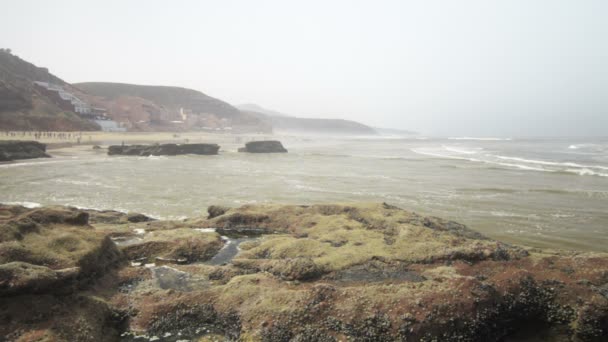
[238,140,287,153]
[0,262,79,296]
[107,143,220,156]
[207,205,230,219]
[0,141,50,161]
[19,207,90,226]
[126,212,153,223]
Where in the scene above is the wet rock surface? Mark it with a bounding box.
[107,143,220,156]
[1,203,607,341]
[238,140,287,153]
[0,140,50,161]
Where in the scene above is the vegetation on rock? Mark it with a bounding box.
[0,202,607,341]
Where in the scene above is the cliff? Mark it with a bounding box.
[0,49,100,131]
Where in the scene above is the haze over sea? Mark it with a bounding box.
[1,135,607,252]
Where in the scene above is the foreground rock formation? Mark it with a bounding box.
[0,203,607,341]
[0,141,50,161]
[238,140,287,153]
[107,143,220,156]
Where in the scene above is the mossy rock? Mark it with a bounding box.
[121,228,224,263]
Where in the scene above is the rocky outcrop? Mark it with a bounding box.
[0,205,123,296]
[238,140,287,153]
[0,140,50,161]
[120,228,224,264]
[207,205,230,219]
[107,143,220,156]
[0,204,126,341]
[1,203,607,341]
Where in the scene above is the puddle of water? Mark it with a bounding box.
[205,237,257,265]
[120,327,223,342]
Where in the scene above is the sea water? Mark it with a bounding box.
[1,135,607,252]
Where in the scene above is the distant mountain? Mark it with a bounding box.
[237,103,290,117]
[75,83,271,133]
[240,103,377,136]
[0,50,377,135]
[0,49,99,131]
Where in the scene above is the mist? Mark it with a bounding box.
[1,0,607,136]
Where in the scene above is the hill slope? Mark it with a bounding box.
[240,103,377,135]
[76,82,271,133]
[0,49,99,131]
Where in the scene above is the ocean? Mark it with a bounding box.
[1,135,607,252]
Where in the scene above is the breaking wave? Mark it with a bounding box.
[448,137,512,141]
[411,145,608,177]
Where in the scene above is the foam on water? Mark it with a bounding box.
[448,137,512,141]
[411,145,608,177]
[1,201,42,208]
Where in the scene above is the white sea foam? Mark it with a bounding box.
[411,144,608,177]
[493,162,551,172]
[442,145,482,155]
[1,201,42,208]
[564,168,608,177]
[448,137,512,141]
[0,159,74,169]
[496,156,608,170]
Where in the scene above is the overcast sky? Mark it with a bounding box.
[1,0,607,136]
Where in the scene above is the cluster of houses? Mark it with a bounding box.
[33,81,125,131]
[33,81,107,119]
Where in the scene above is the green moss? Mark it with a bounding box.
[121,228,223,263]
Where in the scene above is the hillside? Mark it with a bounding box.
[0,49,99,131]
[240,103,377,135]
[237,103,290,117]
[76,82,271,133]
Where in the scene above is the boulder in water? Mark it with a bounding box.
[0,141,50,161]
[107,143,220,156]
[238,140,287,153]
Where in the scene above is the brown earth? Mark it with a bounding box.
[0,203,606,341]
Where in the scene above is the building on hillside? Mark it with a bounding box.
[93,119,126,132]
[33,81,107,119]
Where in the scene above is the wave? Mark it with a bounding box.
[442,145,483,155]
[496,156,608,171]
[411,146,608,177]
[52,179,121,189]
[562,168,608,177]
[448,137,512,141]
[1,201,42,208]
[0,159,76,169]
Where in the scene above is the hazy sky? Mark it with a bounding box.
[2,0,607,136]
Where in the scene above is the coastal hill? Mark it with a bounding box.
[1,50,381,135]
[74,82,272,133]
[0,49,99,131]
[238,103,378,136]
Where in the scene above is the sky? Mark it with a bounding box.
[1,0,607,136]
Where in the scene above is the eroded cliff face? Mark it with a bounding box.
[1,203,607,341]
